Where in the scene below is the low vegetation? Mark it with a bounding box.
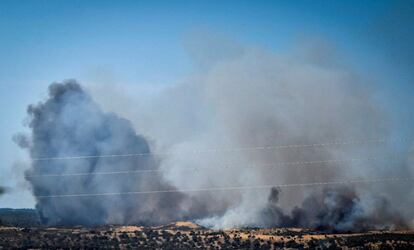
[1,221,413,249]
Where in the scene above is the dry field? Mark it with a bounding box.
[1,222,413,249]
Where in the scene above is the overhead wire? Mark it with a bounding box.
[26,154,409,178]
[31,137,410,161]
[35,176,414,198]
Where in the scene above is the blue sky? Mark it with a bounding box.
[0,0,413,208]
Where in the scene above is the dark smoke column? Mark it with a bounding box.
[17,80,186,226]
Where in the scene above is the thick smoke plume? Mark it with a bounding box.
[261,187,407,232]
[88,39,413,231]
[17,39,414,230]
[17,81,191,226]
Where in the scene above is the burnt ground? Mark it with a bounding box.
[1,222,413,249]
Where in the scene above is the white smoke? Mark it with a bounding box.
[86,39,413,230]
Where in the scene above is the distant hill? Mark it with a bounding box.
[0,208,40,227]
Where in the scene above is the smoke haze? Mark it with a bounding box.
[16,40,414,231]
[127,44,413,230]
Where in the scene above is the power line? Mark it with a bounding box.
[26,154,407,178]
[35,177,413,198]
[27,169,160,178]
[31,137,409,161]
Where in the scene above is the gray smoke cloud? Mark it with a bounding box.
[16,38,414,230]
[16,81,197,226]
[152,47,414,231]
[261,187,407,232]
[87,38,413,231]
